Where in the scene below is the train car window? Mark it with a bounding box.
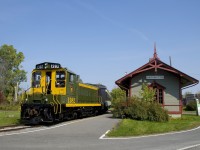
[69,74,74,83]
[56,71,66,87]
[32,71,41,88]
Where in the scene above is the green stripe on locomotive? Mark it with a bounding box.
[76,83,99,104]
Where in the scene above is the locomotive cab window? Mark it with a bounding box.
[32,71,41,88]
[56,71,66,87]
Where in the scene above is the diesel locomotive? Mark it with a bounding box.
[21,62,111,124]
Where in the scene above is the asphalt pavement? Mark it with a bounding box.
[0,113,200,150]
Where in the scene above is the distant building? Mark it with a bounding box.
[116,45,199,117]
[184,94,200,105]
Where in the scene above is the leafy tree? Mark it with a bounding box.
[0,44,27,103]
[0,58,8,102]
[110,87,126,117]
[110,87,126,100]
[139,83,156,103]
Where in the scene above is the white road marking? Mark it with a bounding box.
[99,130,110,139]
[177,143,200,150]
[0,115,103,137]
[99,126,200,140]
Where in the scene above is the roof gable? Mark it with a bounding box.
[116,46,199,90]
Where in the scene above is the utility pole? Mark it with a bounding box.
[169,56,172,66]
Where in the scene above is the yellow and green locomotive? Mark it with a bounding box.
[21,62,111,124]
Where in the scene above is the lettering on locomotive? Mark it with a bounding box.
[67,97,76,103]
[36,62,61,70]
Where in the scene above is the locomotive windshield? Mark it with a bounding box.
[56,71,66,87]
[32,71,41,88]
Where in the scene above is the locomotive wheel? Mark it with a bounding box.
[59,113,64,121]
[73,112,78,119]
[94,110,98,116]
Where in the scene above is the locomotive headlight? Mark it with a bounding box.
[45,98,48,102]
[25,98,28,101]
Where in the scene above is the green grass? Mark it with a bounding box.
[0,111,21,127]
[108,114,200,137]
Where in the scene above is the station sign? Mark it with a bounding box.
[146,75,164,80]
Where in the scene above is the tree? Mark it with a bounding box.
[110,87,126,118]
[110,87,126,100]
[139,83,156,103]
[0,58,8,102]
[0,44,27,103]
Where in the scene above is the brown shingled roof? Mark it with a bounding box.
[115,46,199,90]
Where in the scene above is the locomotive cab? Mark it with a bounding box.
[31,66,67,96]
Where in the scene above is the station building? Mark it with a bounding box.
[115,46,199,117]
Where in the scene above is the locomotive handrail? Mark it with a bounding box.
[25,87,32,92]
[53,95,58,114]
[99,96,102,103]
[55,95,62,114]
[24,87,32,101]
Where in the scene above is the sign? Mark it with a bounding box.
[196,99,200,116]
[146,75,164,80]
[36,62,61,69]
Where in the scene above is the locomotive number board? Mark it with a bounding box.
[36,62,61,69]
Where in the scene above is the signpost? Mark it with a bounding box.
[196,99,200,116]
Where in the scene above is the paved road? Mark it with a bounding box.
[0,113,200,150]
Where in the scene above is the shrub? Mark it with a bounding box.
[112,97,169,122]
[185,101,196,111]
[124,99,148,120]
[0,91,5,103]
[0,103,21,111]
[111,84,169,122]
[124,100,169,122]
[147,103,169,122]
[112,98,126,118]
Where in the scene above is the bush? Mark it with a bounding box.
[147,103,169,122]
[185,101,196,111]
[112,97,169,122]
[111,84,169,122]
[124,99,148,121]
[0,103,21,111]
[112,98,126,118]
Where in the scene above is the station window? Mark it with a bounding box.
[56,71,66,87]
[154,88,164,104]
[158,89,163,104]
[32,71,41,88]
[149,82,165,104]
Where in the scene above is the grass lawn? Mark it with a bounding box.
[108,114,200,137]
[0,111,21,127]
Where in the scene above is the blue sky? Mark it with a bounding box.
[0,0,200,93]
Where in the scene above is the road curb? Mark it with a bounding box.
[0,125,31,132]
